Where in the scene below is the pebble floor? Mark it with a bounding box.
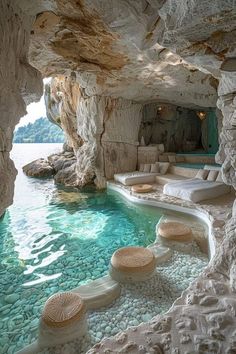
[40,241,208,354]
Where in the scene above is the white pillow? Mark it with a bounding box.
[207,170,219,181]
[204,165,221,171]
[216,171,224,183]
[159,155,169,162]
[150,163,159,173]
[159,162,170,175]
[157,144,164,153]
[195,169,209,180]
[139,164,144,172]
[168,155,176,163]
[143,164,151,173]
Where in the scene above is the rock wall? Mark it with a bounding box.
[46,76,142,187]
[216,72,236,189]
[140,103,202,152]
[0,0,42,217]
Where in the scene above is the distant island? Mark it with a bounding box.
[14,117,65,143]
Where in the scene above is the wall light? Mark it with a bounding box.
[197,111,207,120]
[157,106,163,111]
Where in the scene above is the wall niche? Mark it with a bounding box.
[139,103,218,153]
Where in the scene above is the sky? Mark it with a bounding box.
[17,78,51,128]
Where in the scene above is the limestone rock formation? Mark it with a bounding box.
[23,151,78,186]
[0,0,42,217]
[0,0,236,353]
[23,158,54,178]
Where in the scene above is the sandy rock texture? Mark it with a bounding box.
[28,1,218,107]
[46,76,142,187]
[0,0,42,217]
[23,151,78,186]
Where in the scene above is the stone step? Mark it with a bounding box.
[147,244,172,264]
[71,275,121,310]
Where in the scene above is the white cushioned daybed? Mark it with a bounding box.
[163,168,230,203]
[114,171,157,186]
[114,162,169,186]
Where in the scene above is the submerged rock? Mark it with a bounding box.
[4,294,20,304]
[23,158,54,177]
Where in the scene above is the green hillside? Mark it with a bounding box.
[14,117,65,143]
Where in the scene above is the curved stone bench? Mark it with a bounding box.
[39,292,87,347]
[109,246,157,282]
[72,275,121,310]
[131,184,153,193]
[147,244,172,264]
[158,221,193,242]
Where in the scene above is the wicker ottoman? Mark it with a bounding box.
[39,292,87,347]
[131,184,153,193]
[158,221,193,242]
[109,246,157,282]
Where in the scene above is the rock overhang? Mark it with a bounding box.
[25,0,225,108]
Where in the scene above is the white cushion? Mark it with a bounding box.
[204,165,221,171]
[168,155,176,163]
[143,164,151,173]
[150,164,159,173]
[157,144,165,153]
[114,171,158,186]
[158,162,170,175]
[139,164,144,172]
[207,170,219,181]
[163,178,231,203]
[159,155,169,162]
[195,169,209,180]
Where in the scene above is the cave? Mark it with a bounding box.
[0,1,236,353]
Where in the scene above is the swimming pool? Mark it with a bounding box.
[0,184,164,352]
[0,145,208,354]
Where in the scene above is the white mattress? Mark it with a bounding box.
[163,178,230,203]
[114,171,158,186]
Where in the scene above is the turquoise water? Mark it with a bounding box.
[174,163,220,169]
[0,144,162,353]
[176,152,216,156]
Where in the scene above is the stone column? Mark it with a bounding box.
[0,1,42,217]
[76,94,142,188]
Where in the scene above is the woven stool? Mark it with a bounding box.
[109,246,157,282]
[158,221,192,242]
[131,184,153,193]
[39,292,87,347]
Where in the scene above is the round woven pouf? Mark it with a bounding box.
[109,246,157,282]
[39,292,87,347]
[131,184,153,193]
[158,221,193,242]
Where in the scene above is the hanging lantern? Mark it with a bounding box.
[197,111,207,120]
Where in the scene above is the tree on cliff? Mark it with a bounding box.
[13,117,65,143]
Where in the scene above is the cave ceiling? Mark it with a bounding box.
[17,0,236,108]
